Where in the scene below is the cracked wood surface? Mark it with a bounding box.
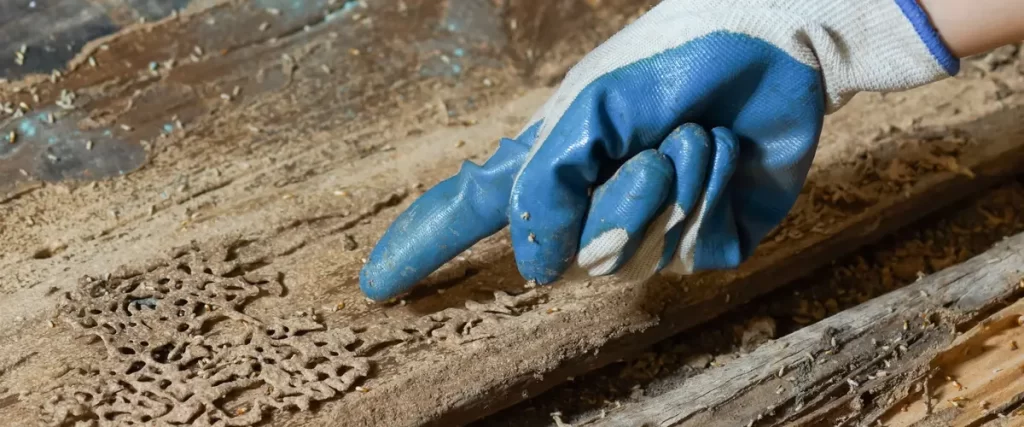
[1,1,1023,426]
[592,232,1024,427]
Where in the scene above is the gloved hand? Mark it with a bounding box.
[359,0,959,301]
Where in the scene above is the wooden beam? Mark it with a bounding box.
[591,232,1024,427]
[429,99,1024,427]
[0,2,1023,427]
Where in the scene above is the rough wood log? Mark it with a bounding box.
[593,232,1024,427]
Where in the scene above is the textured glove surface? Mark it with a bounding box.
[360,0,959,300]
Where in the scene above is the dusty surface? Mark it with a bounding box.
[478,178,1024,427]
[581,230,1024,427]
[884,299,1024,426]
[1,2,1024,427]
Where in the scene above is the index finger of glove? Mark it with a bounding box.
[359,135,532,301]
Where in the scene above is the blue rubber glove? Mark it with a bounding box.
[360,0,959,301]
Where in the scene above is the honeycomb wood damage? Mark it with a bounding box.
[35,242,546,426]
[42,244,371,426]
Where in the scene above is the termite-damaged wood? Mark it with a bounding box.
[881,299,1024,426]
[443,106,1024,426]
[591,233,1024,427]
[1,1,1023,427]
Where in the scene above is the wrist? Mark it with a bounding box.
[917,0,1024,58]
[779,0,961,109]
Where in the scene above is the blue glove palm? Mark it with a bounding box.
[360,0,958,300]
[509,32,824,283]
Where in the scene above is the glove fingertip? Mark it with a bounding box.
[577,149,673,276]
[359,261,404,302]
[512,227,576,284]
[358,132,535,300]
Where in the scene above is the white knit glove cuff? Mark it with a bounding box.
[548,0,962,119]
[787,0,960,111]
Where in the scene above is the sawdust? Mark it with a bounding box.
[476,178,1024,426]
[1,1,1023,426]
[881,299,1024,426]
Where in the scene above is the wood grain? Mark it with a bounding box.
[592,232,1024,427]
[0,2,1022,427]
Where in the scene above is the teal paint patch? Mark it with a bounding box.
[0,106,147,189]
[18,120,38,137]
[416,0,504,78]
[325,0,361,21]
[197,0,356,57]
[417,44,489,78]
[254,0,334,17]
[128,0,194,21]
[0,1,120,79]
[2,0,194,79]
[441,0,507,45]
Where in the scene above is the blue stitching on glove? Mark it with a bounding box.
[893,0,960,75]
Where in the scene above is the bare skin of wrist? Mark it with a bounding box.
[917,0,1024,58]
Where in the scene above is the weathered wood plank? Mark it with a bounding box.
[0,2,659,426]
[883,299,1024,426]
[591,232,1024,427]
[0,2,1022,427]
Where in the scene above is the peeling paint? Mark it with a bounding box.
[0,0,188,79]
[416,0,505,78]
[0,106,146,187]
